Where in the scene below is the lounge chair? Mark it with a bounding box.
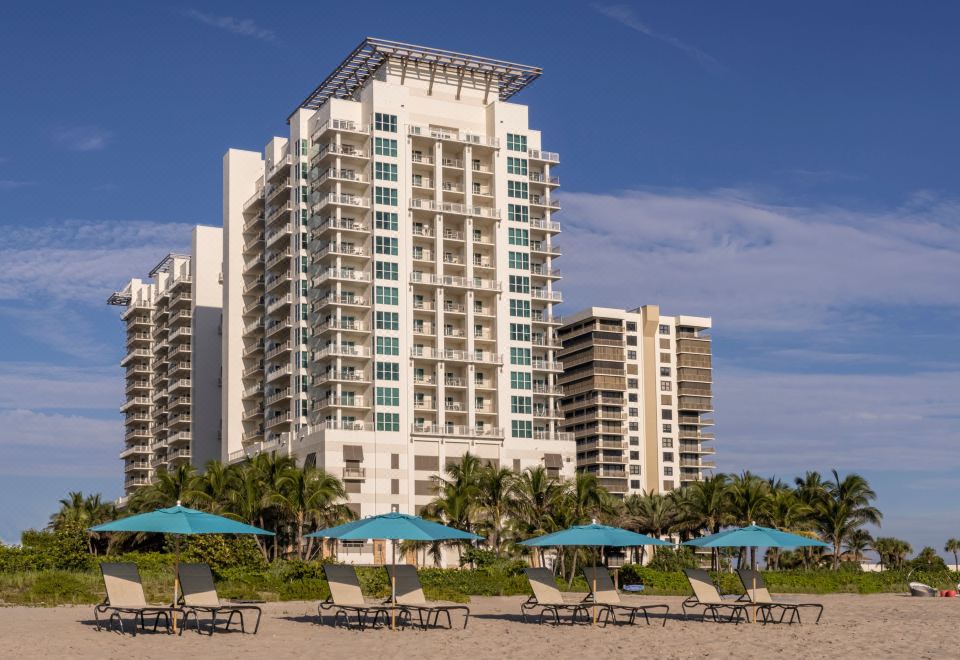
[737,569,824,624]
[94,562,179,635]
[582,567,670,626]
[681,569,762,624]
[521,567,592,625]
[319,565,401,630]
[386,564,470,629]
[176,563,263,634]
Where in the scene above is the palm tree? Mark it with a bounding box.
[130,464,201,510]
[844,529,873,563]
[767,489,813,569]
[49,492,117,555]
[728,472,772,570]
[625,491,674,562]
[945,539,960,572]
[272,466,348,560]
[820,470,882,570]
[476,466,516,556]
[192,460,236,514]
[675,474,730,570]
[507,466,563,567]
[225,462,271,560]
[250,453,297,560]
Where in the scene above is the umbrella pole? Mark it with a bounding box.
[752,569,757,624]
[592,547,597,627]
[173,535,180,633]
[391,539,397,631]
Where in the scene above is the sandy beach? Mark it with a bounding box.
[0,593,952,659]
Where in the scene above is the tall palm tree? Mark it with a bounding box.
[820,470,882,570]
[476,466,516,556]
[728,472,772,570]
[225,462,271,560]
[844,528,873,563]
[626,490,674,561]
[507,466,563,567]
[272,466,348,560]
[192,460,236,514]
[767,488,813,569]
[130,464,201,510]
[250,453,297,560]
[945,538,960,572]
[676,473,730,570]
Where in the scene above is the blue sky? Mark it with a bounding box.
[1,1,958,555]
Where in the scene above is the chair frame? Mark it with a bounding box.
[176,563,263,636]
[385,565,471,629]
[681,569,768,625]
[94,562,181,636]
[319,565,408,630]
[521,568,595,625]
[735,569,824,625]
[580,567,670,627]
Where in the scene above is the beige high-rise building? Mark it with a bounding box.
[221,38,576,518]
[557,306,715,496]
[108,226,223,498]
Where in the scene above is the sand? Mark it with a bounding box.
[0,593,952,659]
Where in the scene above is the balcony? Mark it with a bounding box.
[312,242,368,260]
[410,424,504,439]
[409,198,500,219]
[528,149,560,163]
[313,294,367,309]
[265,388,291,406]
[409,272,500,291]
[318,396,369,409]
[529,172,560,186]
[314,370,369,385]
[311,420,368,431]
[120,348,151,367]
[314,344,370,359]
[265,412,292,429]
[532,431,574,442]
[342,466,366,480]
[265,364,292,382]
[530,218,561,232]
[532,384,564,396]
[530,195,561,210]
[312,143,369,163]
[311,216,369,235]
[265,249,291,271]
[243,276,265,295]
[266,294,292,315]
[532,358,563,372]
[531,242,561,257]
[316,319,368,334]
[311,118,369,143]
[408,124,499,148]
[311,193,370,213]
[531,288,562,302]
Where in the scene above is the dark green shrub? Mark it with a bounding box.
[179,535,266,577]
[18,523,92,571]
[647,546,699,573]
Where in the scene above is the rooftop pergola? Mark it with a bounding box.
[290,37,542,121]
[148,253,189,278]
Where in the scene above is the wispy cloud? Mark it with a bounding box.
[0,409,119,478]
[184,9,276,42]
[52,126,112,151]
[0,180,35,191]
[594,4,724,73]
[0,363,120,410]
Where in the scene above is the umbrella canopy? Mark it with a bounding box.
[90,504,274,536]
[683,524,829,548]
[520,523,673,548]
[306,511,482,542]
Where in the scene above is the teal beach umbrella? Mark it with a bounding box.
[308,512,482,629]
[521,522,673,625]
[90,502,273,631]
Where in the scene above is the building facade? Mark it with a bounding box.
[557,306,715,496]
[108,226,223,497]
[221,39,576,518]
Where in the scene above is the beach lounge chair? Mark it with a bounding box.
[681,569,761,624]
[319,565,399,630]
[386,564,470,629]
[582,567,670,626]
[176,563,263,635]
[521,567,592,625]
[94,562,179,635]
[737,569,824,624]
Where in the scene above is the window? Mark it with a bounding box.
[661,409,673,420]
[376,362,400,381]
[508,228,529,246]
[627,378,639,388]
[660,367,671,376]
[376,412,400,431]
[375,162,398,181]
[376,387,400,406]
[661,381,673,392]
[374,137,397,157]
[659,338,671,349]
[507,180,528,199]
[375,211,398,231]
[509,275,530,293]
[630,480,641,490]
[663,452,674,463]
[625,322,637,332]
[375,286,398,305]
[510,347,531,365]
[662,424,672,433]
[509,323,530,341]
[662,437,673,448]
[630,465,641,475]
[511,396,532,414]
[508,251,529,270]
[660,352,671,363]
[627,350,637,360]
[374,186,398,206]
[626,335,638,346]
[628,421,639,431]
[376,336,399,355]
[508,204,529,222]
[628,393,638,402]
[511,420,532,438]
[510,371,531,389]
[507,156,528,175]
[375,236,398,255]
[375,311,399,330]
[506,133,527,152]
[630,451,640,460]
[509,300,530,318]
[375,261,398,280]
[629,436,639,446]
[628,407,638,417]
[374,113,397,132]
[659,324,670,335]
[664,466,674,477]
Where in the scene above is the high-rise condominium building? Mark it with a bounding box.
[557,306,715,496]
[222,39,575,517]
[108,226,223,497]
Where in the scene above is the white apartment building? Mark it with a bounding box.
[109,226,223,497]
[558,306,715,496]
[222,39,576,518]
